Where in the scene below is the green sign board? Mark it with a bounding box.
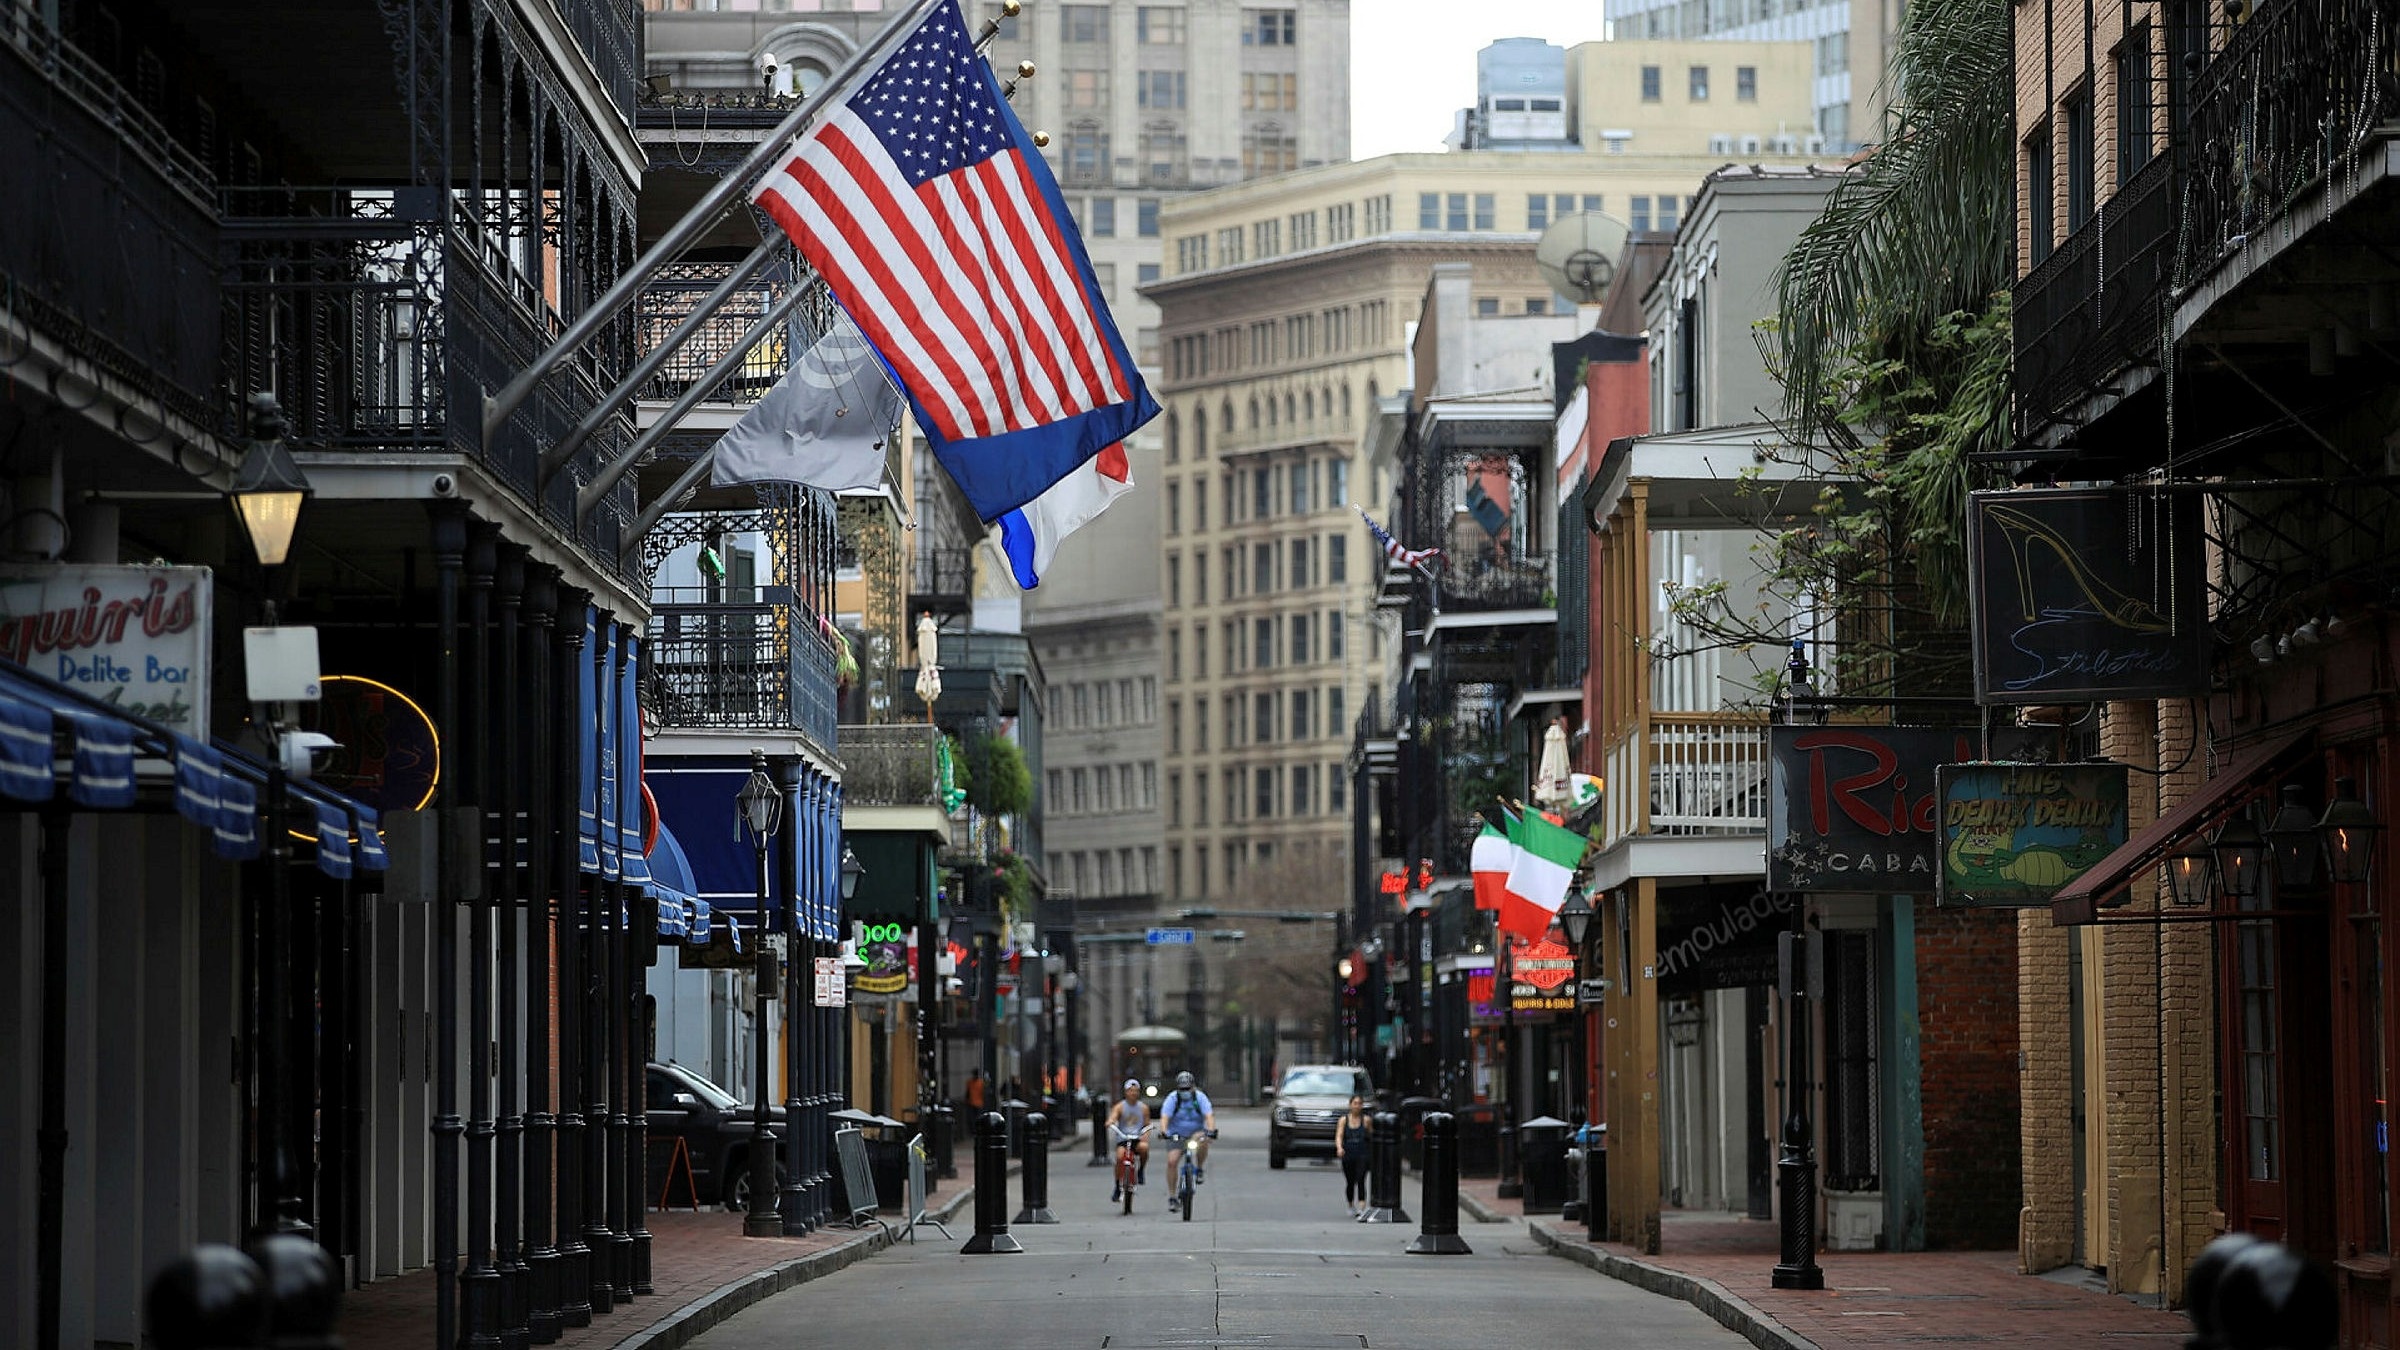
[1934,762,2130,907]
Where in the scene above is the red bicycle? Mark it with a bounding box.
[1111,1124,1146,1214]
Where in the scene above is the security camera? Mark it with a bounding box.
[430,471,459,499]
[277,730,341,780]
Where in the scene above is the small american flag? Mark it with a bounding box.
[1357,505,1441,569]
[750,0,1156,523]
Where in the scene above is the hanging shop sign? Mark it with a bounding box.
[1656,887,1791,994]
[1506,935,1576,1012]
[1966,488,2208,704]
[853,920,912,995]
[0,564,211,737]
[1768,725,1978,893]
[1934,761,2130,908]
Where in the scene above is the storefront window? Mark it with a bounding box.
[2237,891,2283,1182]
[2358,894,2388,1253]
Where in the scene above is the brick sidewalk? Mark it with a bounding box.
[1457,1175,2193,1348]
[338,1150,982,1350]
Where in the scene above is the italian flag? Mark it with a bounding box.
[1500,810,1587,942]
[1471,816,1512,912]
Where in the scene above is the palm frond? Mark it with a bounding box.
[1774,0,2015,443]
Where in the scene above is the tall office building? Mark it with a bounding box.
[1601,0,1898,150]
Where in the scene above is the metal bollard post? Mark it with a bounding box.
[1090,1096,1110,1166]
[1405,1111,1472,1254]
[960,1111,1024,1254]
[246,1232,344,1350]
[145,1245,271,1350]
[927,1104,956,1180]
[1496,1119,1521,1199]
[1014,1112,1057,1224]
[1360,1110,1408,1224]
[1586,1135,1609,1244]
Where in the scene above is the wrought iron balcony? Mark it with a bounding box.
[2178,0,2400,295]
[836,723,948,809]
[635,261,818,405]
[0,6,220,427]
[645,600,840,749]
[2013,154,2173,442]
[910,546,975,617]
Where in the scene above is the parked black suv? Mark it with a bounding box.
[645,1060,787,1211]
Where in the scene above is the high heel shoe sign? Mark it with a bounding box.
[1966,488,2207,703]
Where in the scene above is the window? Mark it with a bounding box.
[1815,31,1849,77]
[1243,124,1297,175]
[1473,193,1495,230]
[1071,767,1088,813]
[1138,70,1186,110]
[1630,196,1653,232]
[1169,770,1183,824]
[2026,121,2055,262]
[1047,769,1064,808]
[1328,764,1345,810]
[1169,631,1182,685]
[1290,765,1311,815]
[1170,846,1183,897]
[1118,679,1135,724]
[1194,479,1207,530]
[1289,210,1316,250]
[1177,235,1208,272]
[1144,674,1157,718]
[1167,552,1182,605]
[1328,687,1344,732]
[1657,196,1679,233]
[1290,613,1310,664]
[2113,28,2154,189]
[1073,684,1090,725]
[1192,620,1206,677]
[1253,218,1280,256]
[1196,703,1208,752]
[1252,542,1272,595]
[1137,6,1185,43]
[1446,193,1469,231]
[1327,609,1344,659]
[1063,4,1109,42]
[1217,226,1244,265]
[1476,296,1500,317]
[1139,198,1161,237]
[1640,65,1661,101]
[1141,122,1185,183]
[1090,195,1116,237]
[1290,462,1310,514]
[1525,297,1549,315]
[1418,192,1441,230]
[1244,8,1295,45]
[1224,693,1241,745]
[1255,768,1274,819]
[1364,195,1391,233]
[1221,619,1237,670]
[1528,193,1551,231]
[1327,202,1354,242]
[1328,533,1348,582]
[1290,536,1311,589]
[1493,97,1526,112]
[1138,263,1160,290]
[2064,84,2095,230]
[1142,846,1157,890]
[1064,123,1108,184]
[1689,66,1709,100]
[1065,69,1109,109]
[1292,690,1312,739]
[1254,617,1274,669]
[1241,72,1297,112]
[1253,469,1271,520]
[1328,459,1349,505]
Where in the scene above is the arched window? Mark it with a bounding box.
[1284,393,1296,425]
[1322,385,1334,421]
[1064,119,1108,185]
[1221,398,1234,433]
[1304,389,1315,421]
[1195,403,1209,458]
[1267,394,1279,428]
[1166,408,1181,463]
[1343,384,1354,424]
[1248,397,1260,430]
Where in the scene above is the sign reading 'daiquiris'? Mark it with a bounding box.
[0,565,212,737]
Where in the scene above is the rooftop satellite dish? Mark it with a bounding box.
[1535,211,1632,306]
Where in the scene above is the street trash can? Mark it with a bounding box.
[1517,1116,1572,1214]
[1454,1104,1498,1177]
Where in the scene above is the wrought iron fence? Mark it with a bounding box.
[633,261,818,404]
[557,0,640,117]
[1442,555,1553,613]
[836,723,947,808]
[645,602,840,748]
[2178,0,2400,291]
[2013,154,2174,440]
[910,546,976,610]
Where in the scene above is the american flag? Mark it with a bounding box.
[750,0,1156,522]
[1357,505,1441,569]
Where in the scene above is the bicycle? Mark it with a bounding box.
[1110,1125,1146,1215]
[1164,1129,1217,1222]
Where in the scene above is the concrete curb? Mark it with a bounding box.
[1455,1189,1511,1225]
[615,1167,996,1350]
[1525,1223,1820,1350]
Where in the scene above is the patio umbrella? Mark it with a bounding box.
[1535,718,1573,809]
[914,612,942,711]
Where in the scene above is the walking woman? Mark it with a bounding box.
[1336,1095,1373,1217]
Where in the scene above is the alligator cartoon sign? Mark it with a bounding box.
[1934,762,2130,907]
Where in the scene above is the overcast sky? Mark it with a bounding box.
[1349,3,1614,159]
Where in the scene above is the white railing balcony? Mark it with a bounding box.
[1598,711,1770,852]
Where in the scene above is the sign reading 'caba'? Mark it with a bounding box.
[1768,726,1978,893]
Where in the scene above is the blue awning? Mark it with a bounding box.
[648,823,702,941]
[0,659,388,877]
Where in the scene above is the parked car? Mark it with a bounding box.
[1267,1064,1373,1170]
[646,1060,787,1211]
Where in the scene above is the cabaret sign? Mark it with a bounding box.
[1768,726,1978,893]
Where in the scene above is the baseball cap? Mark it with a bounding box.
[1123,1078,1141,1090]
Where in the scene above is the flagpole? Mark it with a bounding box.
[574,280,815,522]
[482,0,952,451]
[537,242,779,484]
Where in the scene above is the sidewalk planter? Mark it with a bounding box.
[1824,1187,1884,1252]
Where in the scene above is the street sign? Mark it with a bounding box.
[1145,927,1196,946]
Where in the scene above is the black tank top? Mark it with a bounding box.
[1340,1115,1370,1151]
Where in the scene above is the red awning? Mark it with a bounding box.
[2050,729,2314,925]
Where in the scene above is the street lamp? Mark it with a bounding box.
[2213,813,2265,903]
[735,749,783,1237]
[2165,839,2216,908]
[1770,637,1823,1291]
[841,845,865,902]
[2319,779,2383,886]
[1557,890,1594,948]
[2264,783,2322,892]
[230,393,312,569]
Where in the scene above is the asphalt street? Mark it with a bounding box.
[687,1108,1749,1349]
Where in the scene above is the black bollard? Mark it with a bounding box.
[146,1245,271,1350]
[927,1103,956,1180]
[2211,1240,2336,1350]
[247,1232,343,1350]
[1496,1120,1521,1200]
[1585,1131,1609,1244]
[1089,1096,1110,1166]
[1405,1110,1472,1254]
[1014,1112,1058,1224]
[1361,1110,1408,1224]
[960,1110,1024,1254]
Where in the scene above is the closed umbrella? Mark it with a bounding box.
[1535,718,1573,809]
[914,612,942,713]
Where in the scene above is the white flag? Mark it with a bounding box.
[710,313,899,490]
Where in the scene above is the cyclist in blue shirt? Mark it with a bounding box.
[1159,1071,1217,1211]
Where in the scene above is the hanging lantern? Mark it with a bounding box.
[2264,783,2321,891]
[2318,777,2384,886]
[2212,813,2265,903]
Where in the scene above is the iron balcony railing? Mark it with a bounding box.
[836,723,947,809]
[2179,0,2400,294]
[910,546,975,614]
[634,261,819,405]
[645,601,840,748]
[0,7,221,426]
[2013,153,2174,441]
